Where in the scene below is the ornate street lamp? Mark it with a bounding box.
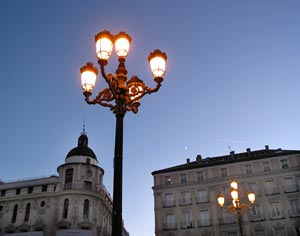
[79,30,167,236]
[217,180,255,236]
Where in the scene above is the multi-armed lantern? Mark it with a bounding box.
[80,30,167,114]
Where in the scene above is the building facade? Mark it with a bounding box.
[0,131,127,236]
[152,146,300,236]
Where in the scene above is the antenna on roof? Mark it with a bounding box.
[228,146,232,152]
[82,116,87,135]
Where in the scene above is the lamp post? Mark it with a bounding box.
[79,30,167,236]
[217,180,256,236]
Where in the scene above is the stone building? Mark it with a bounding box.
[152,146,300,236]
[0,131,128,236]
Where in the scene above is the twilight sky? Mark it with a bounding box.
[0,1,300,235]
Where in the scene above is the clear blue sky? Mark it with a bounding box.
[0,1,300,235]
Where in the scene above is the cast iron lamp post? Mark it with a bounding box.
[217,180,256,236]
[79,30,167,236]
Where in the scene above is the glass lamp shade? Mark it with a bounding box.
[247,191,256,204]
[232,200,237,208]
[114,32,132,57]
[217,194,225,208]
[148,49,167,78]
[80,62,98,92]
[230,180,238,190]
[95,30,114,60]
[230,189,239,201]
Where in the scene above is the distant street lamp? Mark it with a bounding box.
[79,30,167,236]
[217,180,256,236]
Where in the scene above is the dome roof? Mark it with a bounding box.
[66,132,97,160]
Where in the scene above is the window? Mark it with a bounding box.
[84,181,92,190]
[164,193,175,207]
[40,201,46,207]
[181,211,192,228]
[28,187,33,194]
[86,158,90,164]
[245,164,253,174]
[65,168,73,187]
[265,179,278,195]
[289,199,300,217]
[180,191,191,205]
[63,199,69,219]
[197,189,208,203]
[83,199,89,219]
[24,203,31,222]
[283,177,296,192]
[1,190,6,197]
[164,176,171,185]
[221,185,230,198]
[180,174,187,183]
[274,227,285,236]
[16,188,21,195]
[255,229,265,236]
[199,209,210,226]
[270,201,282,219]
[0,205,3,212]
[220,168,228,177]
[280,159,289,169]
[196,171,204,181]
[262,162,271,172]
[165,213,176,230]
[12,204,18,223]
[42,185,48,192]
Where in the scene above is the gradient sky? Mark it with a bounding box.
[1,1,300,235]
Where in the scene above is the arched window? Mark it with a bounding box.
[65,169,73,189]
[63,199,69,219]
[12,204,18,223]
[24,203,31,222]
[83,199,89,219]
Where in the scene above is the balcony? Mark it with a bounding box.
[269,211,285,220]
[264,187,279,195]
[198,219,212,227]
[163,223,177,230]
[283,184,298,193]
[180,221,194,229]
[179,198,192,206]
[219,216,237,225]
[196,196,209,204]
[249,212,265,221]
[289,209,300,218]
[163,200,176,208]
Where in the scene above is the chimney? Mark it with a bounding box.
[265,145,269,150]
[186,158,190,164]
[230,151,235,158]
[246,148,251,157]
[196,155,202,162]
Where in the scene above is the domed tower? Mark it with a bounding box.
[56,130,112,234]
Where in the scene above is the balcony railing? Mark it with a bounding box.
[163,200,176,208]
[219,216,237,225]
[249,212,265,221]
[180,221,194,229]
[283,184,298,193]
[163,223,177,230]
[198,219,212,227]
[196,196,209,204]
[269,211,285,220]
[289,209,300,218]
[264,187,279,195]
[179,198,192,206]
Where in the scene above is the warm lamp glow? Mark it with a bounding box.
[80,62,98,92]
[114,32,132,57]
[247,191,256,204]
[217,194,225,208]
[95,30,114,60]
[230,180,238,190]
[231,189,239,201]
[232,200,237,208]
[148,49,167,78]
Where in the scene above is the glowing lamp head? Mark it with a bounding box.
[232,200,238,208]
[230,189,239,201]
[80,62,98,93]
[217,194,225,208]
[247,191,256,204]
[114,32,132,58]
[148,49,167,78]
[230,180,238,190]
[95,30,114,60]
